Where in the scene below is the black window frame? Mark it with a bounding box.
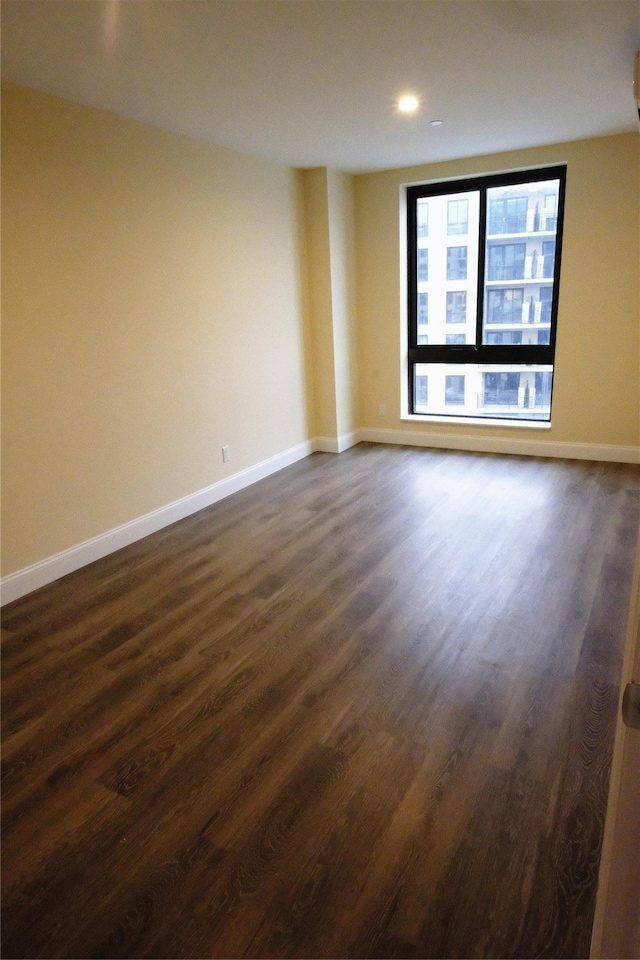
[407,165,566,416]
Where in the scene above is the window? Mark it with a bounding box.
[446,291,467,324]
[482,370,553,410]
[447,246,468,280]
[540,286,552,323]
[407,166,566,422]
[417,291,428,343]
[486,331,522,345]
[486,288,524,325]
[418,248,428,282]
[483,372,520,406]
[543,194,557,231]
[542,241,555,278]
[415,375,428,407]
[447,199,468,235]
[445,375,465,405]
[417,199,429,237]
[487,243,526,281]
[488,195,528,234]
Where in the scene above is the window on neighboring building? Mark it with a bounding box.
[415,375,428,407]
[417,293,428,344]
[417,199,429,237]
[487,243,526,281]
[418,293,428,324]
[486,288,524,325]
[447,199,468,235]
[445,375,465,405]
[418,248,428,282]
[488,195,528,234]
[406,165,566,422]
[542,241,555,279]
[447,246,468,280]
[543,194,557,231]
[486,331,523,345]
[483,372,521,406]
[540,286,553,323]
[446,291,467,324]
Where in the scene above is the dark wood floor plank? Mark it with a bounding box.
[2,444,638,959]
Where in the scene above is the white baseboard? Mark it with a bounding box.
[3,429,637,605]
[358,426,640,464]
[0,439,315,606]
[315,431,359,454]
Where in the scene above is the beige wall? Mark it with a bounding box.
[2,82,638,583]
[300,167,337,439]
[1,83,312,575]
[300,167,358,441]
[354,134,640,447]
[326,168,358,439]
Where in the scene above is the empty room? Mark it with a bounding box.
[2,2,639,958]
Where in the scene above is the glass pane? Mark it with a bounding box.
[415,190,480,346]
[414,363,553,421]
[482,178,559,345]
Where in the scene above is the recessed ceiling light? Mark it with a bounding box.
[398,95,420,113]
[429,119,444,126]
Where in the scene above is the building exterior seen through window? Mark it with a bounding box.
[407,167,566,422]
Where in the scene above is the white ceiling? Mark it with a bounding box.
[2,0,639,173]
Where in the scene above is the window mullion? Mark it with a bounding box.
[407,192,418,349]
[475,187,487,350]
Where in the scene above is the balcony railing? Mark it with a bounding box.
[483,387,520,406]
[483,387,551,408]
[487,214,558,236]
[487,264,525,282]
[488,305,523,324]
[486,300,552,325]
[488,215,527,235]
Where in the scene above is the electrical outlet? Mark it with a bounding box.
[378,403,386,417]
[222,445,231,463]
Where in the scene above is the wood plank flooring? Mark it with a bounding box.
[2,444,639,959]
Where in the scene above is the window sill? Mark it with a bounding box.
[401,413,552,429]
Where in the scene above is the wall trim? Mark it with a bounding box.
[315,432,359,454]
[0,439,315,606]
[315,436,340,454]
[357,426,640,464]
[3,429,637,605]
[337,431,360,453]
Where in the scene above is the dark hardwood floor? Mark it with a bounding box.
[2,444,639,959]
